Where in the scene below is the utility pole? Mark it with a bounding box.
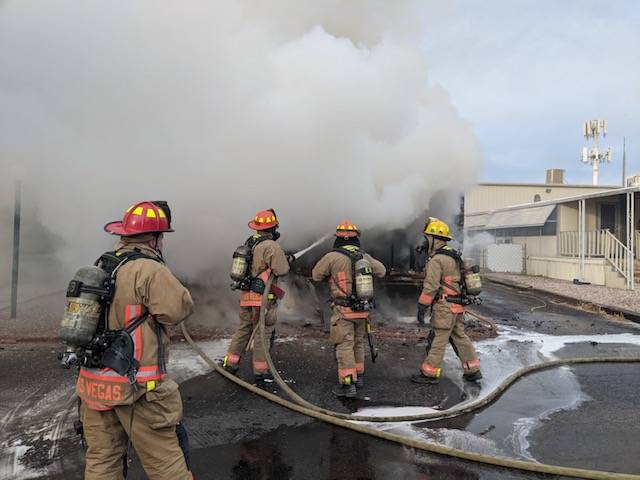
[10,181,21,319]
[622,137,627,187]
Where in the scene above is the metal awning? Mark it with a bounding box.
[485,204,555,229]
[464,214,489,230]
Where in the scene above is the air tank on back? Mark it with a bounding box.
[463,259,482,296]
[231,245,251,282]
[354,257,374,300]
[59,266,107,348]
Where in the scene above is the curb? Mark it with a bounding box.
[486,277,640,324]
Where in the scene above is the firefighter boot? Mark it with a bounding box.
[412,363,441,384]
[411,370,440,384]
[332,376,357,398]
[463,359,482,382]
[463,370,483,382]
[221,355,239,375]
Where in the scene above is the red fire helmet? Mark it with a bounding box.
[248,209,279,231]
[104,201,174,236]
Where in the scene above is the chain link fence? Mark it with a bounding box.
[465,242,526,274]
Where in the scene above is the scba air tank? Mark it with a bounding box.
[463,259,482,296]
[230,245,251,282]
[354,257,374,300]
[59,266,108,348]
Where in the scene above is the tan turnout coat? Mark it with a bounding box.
[76,241,194,410]
[418,240,465,317]
[312,248,386,319]
[239,237,290,307]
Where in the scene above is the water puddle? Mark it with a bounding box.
[358,326,640,460]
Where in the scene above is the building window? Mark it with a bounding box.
[533,194,541,202]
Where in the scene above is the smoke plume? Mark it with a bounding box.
[0,1,482,291]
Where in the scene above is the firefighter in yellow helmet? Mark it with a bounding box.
[75,201,195,479]
[312,221,386,397]
[411,217,482,384]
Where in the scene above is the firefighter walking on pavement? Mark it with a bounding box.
[411,217,482,384]
[72,201,195,480]
[224,209,292,383]
[312,221,386,398]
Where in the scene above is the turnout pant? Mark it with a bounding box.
[421,308,480,378]
[227,305,277,374]
[330,308,366,384]
[80,379,191,480]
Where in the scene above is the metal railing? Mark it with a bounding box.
[603,230,633,280]
[559,230,609,257]
[560,229,636,288]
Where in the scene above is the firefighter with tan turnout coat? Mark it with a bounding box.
[312,221,386,398]
[224,209,291,383]
[60,201,194,479]
[411,218,482,384]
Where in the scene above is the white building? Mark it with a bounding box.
[464,170,638,290]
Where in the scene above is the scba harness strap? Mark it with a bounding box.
[238,233,285,302]
[429,247,476,306]
[332,246,375,311]
[245,233,271,294]
[92,250,162,382]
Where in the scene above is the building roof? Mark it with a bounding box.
[491,185,639,212]
[466,185,639,231]
[477,182,620,189]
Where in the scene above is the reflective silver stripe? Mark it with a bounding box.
[136,368,163,380]
[125,304,144,361]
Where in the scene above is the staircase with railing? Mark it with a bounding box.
[559,229,637,288]
[602,230,632,283]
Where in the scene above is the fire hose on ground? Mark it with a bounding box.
[181,274,640,480]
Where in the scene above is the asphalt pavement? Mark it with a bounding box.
[1,281,639,479]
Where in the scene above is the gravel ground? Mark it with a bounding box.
[485,273,640,314]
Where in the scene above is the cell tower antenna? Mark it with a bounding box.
[580,119,612,185]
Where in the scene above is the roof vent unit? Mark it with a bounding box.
[626,175,640,187]
[546,169,565,185]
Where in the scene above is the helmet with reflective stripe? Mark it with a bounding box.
[335,220,359,238]
[423,217,451,240]
[104,201,174,236]
[248,209,278,231]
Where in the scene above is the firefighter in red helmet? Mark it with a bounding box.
[223,209,292,383]
[77,201,195,479]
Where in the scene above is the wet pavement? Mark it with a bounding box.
[1,281,640,479]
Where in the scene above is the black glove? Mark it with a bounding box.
[417,303,430,326]
[285,253,296,265]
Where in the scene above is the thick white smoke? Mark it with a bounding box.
[0,1,482,288]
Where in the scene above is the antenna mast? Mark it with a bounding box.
[581,119,612,185]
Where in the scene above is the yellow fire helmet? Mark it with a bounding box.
[423,217,452,240]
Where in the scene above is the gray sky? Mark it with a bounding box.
[422,1,640,185]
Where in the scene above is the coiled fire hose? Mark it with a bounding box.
[181,275,640,479]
